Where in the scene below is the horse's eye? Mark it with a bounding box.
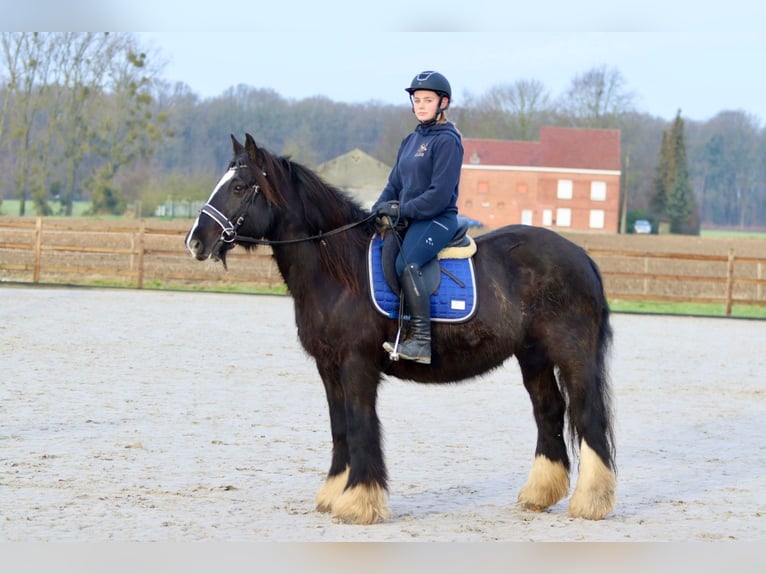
[233,184,245,193]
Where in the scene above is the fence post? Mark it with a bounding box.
[33,215,43,283]
[643,256,649,295]
[725,248,735,316]
[136,219,146,289]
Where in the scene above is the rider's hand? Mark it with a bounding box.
[374,201,399,218]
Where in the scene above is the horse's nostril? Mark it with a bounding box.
[187,238,202,256]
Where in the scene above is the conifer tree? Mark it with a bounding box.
[651,110,698,234]
[651,130,673,216]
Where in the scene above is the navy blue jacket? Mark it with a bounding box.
[373,121,463,220]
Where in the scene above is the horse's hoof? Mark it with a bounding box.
[316,468,349,513]
[517,454,570,512]
[568,440,616,520]
[331,483,390,525]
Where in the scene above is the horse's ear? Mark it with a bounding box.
[244,133,261,164]
[231,134,244,155]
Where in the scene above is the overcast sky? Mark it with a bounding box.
[6,1,766,123]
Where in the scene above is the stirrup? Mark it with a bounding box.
[383,319,406,361]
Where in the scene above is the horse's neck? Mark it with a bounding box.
[270,221,365,308]
[271,239,329,294]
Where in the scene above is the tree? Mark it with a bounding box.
[651,130,673,216]
[85,40,165,215]
[652,110,698,234]
[53,33,119,215]
[695,111,761,228]
[557,65,635,128]
[0,33,164,217]
[459,79,552,140]
[0,32,58,215]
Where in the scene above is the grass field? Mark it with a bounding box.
[701,229,766,240]
[609,299,766,319]
[0,200,96,217]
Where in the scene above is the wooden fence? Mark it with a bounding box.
[0,216,280,290]
[586,248,765,315]
[1,216,765,315]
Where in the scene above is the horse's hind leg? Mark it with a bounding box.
[564,362,616,520]
[516,349,570,512]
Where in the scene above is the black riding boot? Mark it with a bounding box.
[383,263,432,364]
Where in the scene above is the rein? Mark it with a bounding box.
[235,212,378,246]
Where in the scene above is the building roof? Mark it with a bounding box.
[315,148,391,209]
[463,126,621,172]
[316,148,391,189]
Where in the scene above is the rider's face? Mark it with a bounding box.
[411,90,446,121]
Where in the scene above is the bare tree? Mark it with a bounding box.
[1,32,164,216]
[0,32,58,214]
[557,65,635,128]
[486,79,551,140]
[459,79,552,140]
[697,110,762,228]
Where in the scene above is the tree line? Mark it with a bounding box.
[2,32,765,231]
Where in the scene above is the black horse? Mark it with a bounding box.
[185,134,616,524]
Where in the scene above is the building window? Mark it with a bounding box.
[591,181,607,201]
[542,209,553,226]
[464,200,473,209]
[521,210,533,225]
[497,201,505,209]
[517,182,528,194]
[478,181,489,194]
[556,208,572,227]
[557,179,573,200]
[589,209,605,229]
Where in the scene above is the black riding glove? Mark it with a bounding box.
[374,201,400,218]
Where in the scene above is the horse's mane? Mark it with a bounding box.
[266,150,374,294]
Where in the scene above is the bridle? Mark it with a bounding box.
[198,164,376,247]
[200,184,260,244]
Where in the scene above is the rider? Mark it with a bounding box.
[372,71,464,365]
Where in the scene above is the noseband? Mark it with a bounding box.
[199,159,267,243]
[200,183,260,243]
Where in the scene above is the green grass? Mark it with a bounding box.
[152,282,288,296]
[609,298,766,319]
[0,200,93,217]
[700,229,766,240]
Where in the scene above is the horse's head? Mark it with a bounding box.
[185,133,277,267]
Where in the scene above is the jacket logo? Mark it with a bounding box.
[415,144,428,158]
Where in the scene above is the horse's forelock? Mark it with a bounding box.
[249,149,286,208]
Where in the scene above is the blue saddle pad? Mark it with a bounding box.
[367,235,478,323]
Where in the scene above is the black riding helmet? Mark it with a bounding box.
[405,71,451,123]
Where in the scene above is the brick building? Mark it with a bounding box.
[459,126,622,232]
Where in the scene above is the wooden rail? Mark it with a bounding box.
[1,216,765,315]
[586,247,766,315]
[0,216,280,290]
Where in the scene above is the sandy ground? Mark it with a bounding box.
[1,286,765,542]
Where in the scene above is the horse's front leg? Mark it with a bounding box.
[325,352,389,525]
[315,360,351,513]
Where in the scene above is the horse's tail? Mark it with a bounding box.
[585,256,616,473]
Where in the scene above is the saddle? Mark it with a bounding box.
[367,220,478,323]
